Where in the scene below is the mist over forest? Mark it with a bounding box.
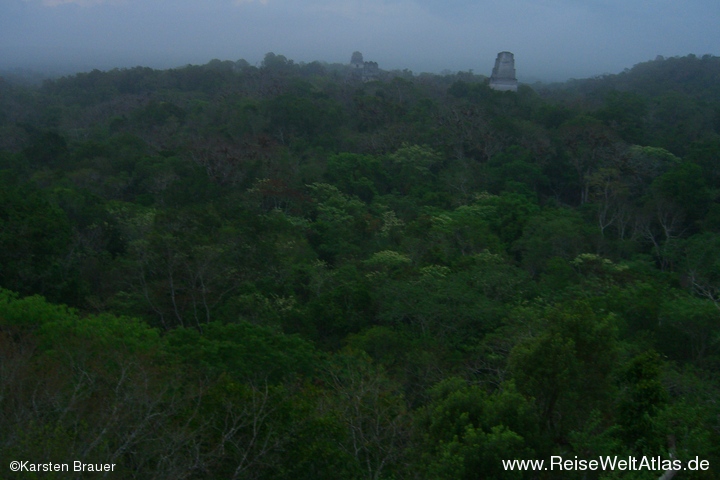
[1,52,720,479]
[4,0,719,83]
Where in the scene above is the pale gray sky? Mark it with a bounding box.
[1,0,718,81]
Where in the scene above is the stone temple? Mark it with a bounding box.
[489,51,518,92]
[349,51,381,83]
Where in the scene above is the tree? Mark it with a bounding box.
[508,301,618,438]
[678,232,720,309]
[306,183,370,263]
[112,206,246,329]
[0,179,73,302]
[415,378,539,480]
[650,161,711,228]
[265,91,345,146]
[616,351,668,455]
[422,200,504,260]
[484,146,547,196]
[324,350,410,480]
[658,295,719,366]
[637,161,710,268]
[686,139,720,189]
[513,207,592,276]
[0,289,205,479]
[597,90,648,144]
[325,152,387,202]
[21,129,69,168]
[383,144,441,197]
[559,115,623,205]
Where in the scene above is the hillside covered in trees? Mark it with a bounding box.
[1,53,719,479]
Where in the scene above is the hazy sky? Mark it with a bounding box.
[1,0,718,81]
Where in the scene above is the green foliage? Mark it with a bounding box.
[0,180,73,302]
[325,152,386,202]
[306,183,370,263]
[597,91,648,144]
[409,191,538,263]
[0,287,162,359]
[165,321,317,382]
[686,138,720,189]
[0,288,77,327]
[374,264,506,343]
[650,160,711,226]
[658,295,719,366]
[322,349,410,480]
[616,351,668,455]
[292,263,375,348]
[266,91,345,147]
[386,144,440,195]
[131,100,187,128]
[21,129,68,167]
[417,378,538,480]
[603,280,665,334]
[513,207,593,275]
[3,53,720,479]
[484,146,547,196]
[677,232,720,306]
[508,301,618,436]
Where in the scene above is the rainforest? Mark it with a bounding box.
[1,53,719,479]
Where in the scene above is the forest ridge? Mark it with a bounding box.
[0,53,719,479]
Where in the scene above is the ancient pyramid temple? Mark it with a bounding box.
[349,51,381,82]
[489,51,518,92]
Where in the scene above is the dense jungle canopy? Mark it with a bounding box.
[1,53,719,479]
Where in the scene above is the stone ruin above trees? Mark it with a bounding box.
[489,51,518,92]
[348,50,518,88]
[350,51,381,82]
